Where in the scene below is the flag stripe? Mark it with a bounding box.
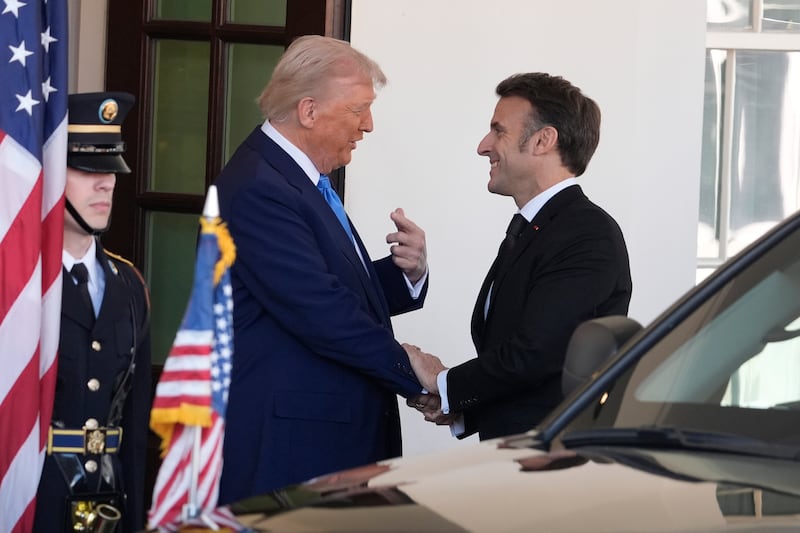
[0,170,42,324]
[0,135,40,242]
[162,353,212,372]
[1,1,68,530]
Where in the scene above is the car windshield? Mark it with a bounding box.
[560,219,800,449]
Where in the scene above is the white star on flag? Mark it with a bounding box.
[41,26,57,52]
[15,89,40,114]
[9,40,34,66]
[2,0,26,17]
[42,76,57,101]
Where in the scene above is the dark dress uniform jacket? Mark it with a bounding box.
[215,128,426,504]
[448,185,632,440]
[34,244,151,533]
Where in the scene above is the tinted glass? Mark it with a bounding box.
[146,211,199,364]
[225,43,283,162]
[763,0,800,31]
[150,39,210,194]
[567,217,800,443]
[728,51,800,252]
[154,0,211,22]
[228,0,286,26]
[698,50,800,260]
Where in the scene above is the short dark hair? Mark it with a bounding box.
[496,73,600,176]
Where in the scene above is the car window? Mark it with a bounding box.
[722,314,800,410]
[562,220,800,444]
[635,261,800,409]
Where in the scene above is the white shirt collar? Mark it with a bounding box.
[63,239,98,279]
[518,177,579,222]
[261,120,322,185]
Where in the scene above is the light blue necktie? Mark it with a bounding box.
[317,174,355,242]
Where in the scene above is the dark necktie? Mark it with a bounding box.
[317,174,355,242]
[495,213,528,277]
[71,262,95,318]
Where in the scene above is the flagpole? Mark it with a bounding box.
[180,186,222,531]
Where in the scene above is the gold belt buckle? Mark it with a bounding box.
[85,428,107,455]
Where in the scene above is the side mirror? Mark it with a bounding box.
[561,316,643,397]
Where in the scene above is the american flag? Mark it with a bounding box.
[0,1,67,532]
[148,202,243,532]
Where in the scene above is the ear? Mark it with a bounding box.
[531,125,559,155]
[297,97,316,128]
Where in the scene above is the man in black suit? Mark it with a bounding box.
[34,92,151,533]
[406,73,632,441]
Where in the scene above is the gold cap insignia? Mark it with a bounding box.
[98,99,119,124]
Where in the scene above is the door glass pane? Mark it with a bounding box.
[763,0,800,31]
[225,43,284,162]
[728,50,800,255]
[146,211,199,364]
[698,49,726,260]
[228,0,286,26]
[151,39,210,194]
[707,0,752,30]
[154,0,211,22]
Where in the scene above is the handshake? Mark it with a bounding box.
[402,343,460,426]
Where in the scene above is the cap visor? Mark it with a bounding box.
[68,154,131,174]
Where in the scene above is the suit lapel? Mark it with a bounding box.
[352,230,392,326]
[496,184,584,287]
[247,129,389,324]
[477,185,586,334]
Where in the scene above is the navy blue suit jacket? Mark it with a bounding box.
[215,127,426,503]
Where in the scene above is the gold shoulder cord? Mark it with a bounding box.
[104,249,151,310]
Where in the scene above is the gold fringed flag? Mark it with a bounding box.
[148,186,242,531]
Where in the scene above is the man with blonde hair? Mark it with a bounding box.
[214,35,430,502]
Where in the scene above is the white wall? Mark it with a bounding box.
[347,0,707,456]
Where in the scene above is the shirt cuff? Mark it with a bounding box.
[404,268,429,299]
[449,415,466,437]
[437,369,450,413]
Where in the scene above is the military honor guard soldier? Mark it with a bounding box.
[34,92,152,533]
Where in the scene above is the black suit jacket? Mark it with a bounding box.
[34,243,151,533]
[447,185,631,440]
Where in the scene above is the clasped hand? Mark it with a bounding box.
[403,343,458,425]
[406,392,459,425]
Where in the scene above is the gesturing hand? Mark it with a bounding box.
[387,208,427,284]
